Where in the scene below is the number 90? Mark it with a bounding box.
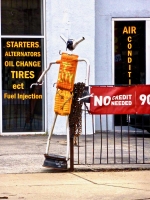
[140,94,150,105]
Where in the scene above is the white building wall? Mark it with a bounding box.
[45,0,95,134]
[45,0,150,134]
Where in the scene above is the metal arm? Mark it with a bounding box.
[30,57,90,89]
[30,61,57,88]
[73,37,85,50]
[78,58,90,86]
[37,61,57,83]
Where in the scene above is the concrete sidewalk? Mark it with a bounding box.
[1,135,150,199]
[1,171,150,200]
[1,134,150,173]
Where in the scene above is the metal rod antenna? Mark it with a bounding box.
[60,35,67,44]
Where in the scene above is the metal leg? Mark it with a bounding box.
[45,114,57,154]
[43,114,68,170]
[66,116,70,160]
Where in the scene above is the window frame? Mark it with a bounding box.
[0,0,47,135]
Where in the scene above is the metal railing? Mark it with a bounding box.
[70,110,150,170]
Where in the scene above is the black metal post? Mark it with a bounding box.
[70,132,74,171]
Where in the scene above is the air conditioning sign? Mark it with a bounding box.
[90,85,150,114]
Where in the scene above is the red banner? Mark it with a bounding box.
[136,85,150,114]
[90,85,150,114]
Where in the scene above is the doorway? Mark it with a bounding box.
[114,20,146,126]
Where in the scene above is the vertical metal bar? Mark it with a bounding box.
[92,115,94,164]
[142,115,145,163]
[114,117,116,164]
[135,115,137,163]
[106,115,108,164]
[100,115,102,164]
[70,134,74,171]
[121,115,123,164]
[142,127,145,164]
[127,114,130,164]
[69,106,74,171]
[84,105,87,164]
[66,116,70,161]
[78,136,79,164]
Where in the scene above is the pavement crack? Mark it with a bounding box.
[71,173,99,185]
[71,173,150,192]
[134,198,150,200]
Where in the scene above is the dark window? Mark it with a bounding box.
[114,21,146,85]
[1,0,42,35]
[2,38,45,132]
